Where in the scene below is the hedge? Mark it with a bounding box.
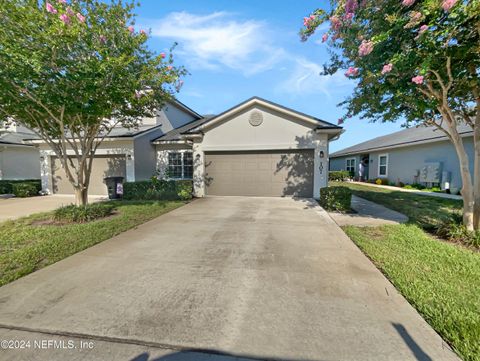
[123,179,193,201]
[0,179,41,196]
[319,186,352,212]
[329,170,352,181]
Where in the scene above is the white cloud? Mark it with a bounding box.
[147,12,285,76]
[277,58,352,97]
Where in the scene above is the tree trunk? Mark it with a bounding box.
[472,97,480,229]
[74,187,88,206]
[449,127,475,230]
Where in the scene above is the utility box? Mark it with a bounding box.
[441,171,451,190]
[420,162,442,183]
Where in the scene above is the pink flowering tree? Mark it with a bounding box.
[0,0,186,205]
[302,0,480,230]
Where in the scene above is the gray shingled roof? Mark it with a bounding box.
[22,99,201,141]
[153,116,214,142]
[105,124,160,138]
[331,123,473,157]
[0,131,39,146]
[22,123,161,141]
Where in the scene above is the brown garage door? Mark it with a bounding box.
[205,150,314,197]
[51,155,126,195]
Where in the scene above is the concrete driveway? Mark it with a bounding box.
[0,197,458,361]
[0,195,105,221]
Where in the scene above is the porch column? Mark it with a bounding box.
[192,142,205,197]
[40,151,52,194]
[313,136,329,199]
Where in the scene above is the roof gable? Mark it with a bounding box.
[187,97,341,134]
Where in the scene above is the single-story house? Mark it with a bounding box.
[31,97,342,198]
[154,97,342,198]
[0,124,41,180]
[330,124,473,192]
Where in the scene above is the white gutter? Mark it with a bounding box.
[152,139,193,145]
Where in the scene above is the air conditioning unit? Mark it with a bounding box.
[419,162,442,183]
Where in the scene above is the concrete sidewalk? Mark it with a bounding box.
[329,195,409,226]
[351,181,462,200]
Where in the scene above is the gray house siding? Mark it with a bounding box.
[330,136,474,190]
[330,155,361,177]
[133,130,162,181]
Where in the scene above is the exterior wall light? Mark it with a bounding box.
[319,151,325,158]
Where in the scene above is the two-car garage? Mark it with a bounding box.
[204,150,314,198]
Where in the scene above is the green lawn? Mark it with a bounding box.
[0,200,184,287]
[332,182,479,361]
[345,225,480,361]
[331,181,463,230]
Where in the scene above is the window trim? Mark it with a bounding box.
[167,151,193,180]
[378,154,388,177]
[345,157,356,174]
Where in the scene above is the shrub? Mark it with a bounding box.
[53,203,116,223]
[319,186,352,212]
[329,170,351,182]
[409,183,426,190]
[176,181,193,200]
[11,182,40,197]
[375,178,389,185]
[123,179,192,201]
[436,215,480,248]
[0,179,41,195]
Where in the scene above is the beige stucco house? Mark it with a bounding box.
[28,97,341,199]
[154,97,342,199]
[29,100,201,195]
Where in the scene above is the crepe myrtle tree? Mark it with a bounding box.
[301,0,480,230]
[0,0,186,205]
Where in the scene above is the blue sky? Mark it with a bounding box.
[135,0,404,152]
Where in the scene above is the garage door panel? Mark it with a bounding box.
[231,162,245,171]
[205,150,313,197]
[257,161,271,170]
[52,156,126,195]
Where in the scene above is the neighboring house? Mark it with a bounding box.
[29,100,201,195]
[0,123,40,180]
[330,124,473,192]
[29,96,342,198]
[154,97,342,199]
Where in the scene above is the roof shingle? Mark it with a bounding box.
[331,123,473,157]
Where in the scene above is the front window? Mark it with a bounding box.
[346,158,356,175]
[378,154,388,176]
[168,152,193,179]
